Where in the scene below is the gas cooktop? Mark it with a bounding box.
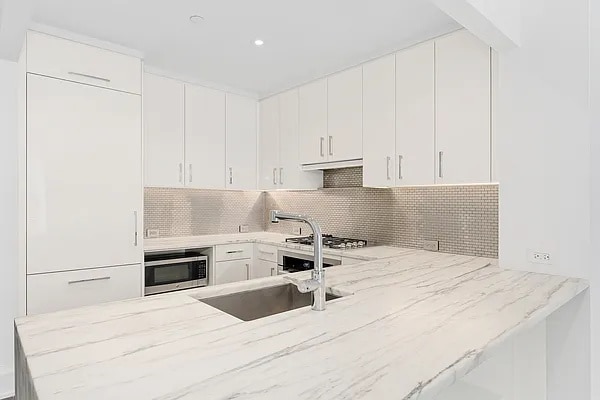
[286,234,367,249]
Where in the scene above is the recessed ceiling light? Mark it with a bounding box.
[254,39,264,46]
[189,15,204,24]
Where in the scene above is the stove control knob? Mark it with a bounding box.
[351,242,357,248]
[358,241,365,247]
[339,243,346,249]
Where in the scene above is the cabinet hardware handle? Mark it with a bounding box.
[226,250,244,254]
[259,250,275,255]
[229,167,233,184]
[320,137,325,157]
[189,164,193,182]
[133,211,138,246]
[398,155,403,180]
[328,136,334,156]
[68,276,111,285]
[271,267,276,276]
[246,263,250,279]
[279,168,284,185]
[68,71,111,83]
[386,156,391,180]
[178,163,183,183]
[438,151,444,179]
[273,168,277,185]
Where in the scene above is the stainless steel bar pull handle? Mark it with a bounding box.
[320,137,325,157]
[68,71,111,83]
[386,156,391,180]
[189,164,193,182]
[438,151,444,178]
[273,168,277,185]
[271,267,276,276]
[226,250,244,254]
[246,263,250,279]
[68,276,111,285]
[229,167,233,184]
[179,163,183,183]
[133,211,138,246]
[279,168,284,185]
[328,136,334,156]
[398,155,403,180]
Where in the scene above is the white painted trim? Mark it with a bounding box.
[144,65,259,100]
[301,159,363,171]
[28,22,144,58]
[17,35,26,317]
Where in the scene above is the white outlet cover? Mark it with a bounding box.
[527,249,552,265]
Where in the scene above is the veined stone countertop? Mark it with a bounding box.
[15,251,588,400]
[144,232,413,260]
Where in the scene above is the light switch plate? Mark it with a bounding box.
[423,240,439,252]
[146,229,159,238]
[239,225,249,233]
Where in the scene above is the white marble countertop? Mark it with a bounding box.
[144,232,411,260]
[15,251,588,400]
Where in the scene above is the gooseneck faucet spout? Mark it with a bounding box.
[270,210,326,311]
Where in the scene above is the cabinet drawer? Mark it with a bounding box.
[27,264,142,315]
[255,244,278,262]
[214,260,250,285]
[27,31,141,94]
[215,243,253,261]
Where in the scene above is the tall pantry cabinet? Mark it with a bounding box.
[23,32,143,315]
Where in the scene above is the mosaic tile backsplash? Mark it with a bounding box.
[144,174,498,258]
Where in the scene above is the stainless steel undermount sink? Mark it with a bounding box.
[198,283,342,321]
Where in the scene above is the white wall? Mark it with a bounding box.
[0,59,18,397]
[467,0,520,45]
[496,0,590,279]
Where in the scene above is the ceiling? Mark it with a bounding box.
[30,0,460,98]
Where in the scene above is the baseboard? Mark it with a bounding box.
[0,367,14,399]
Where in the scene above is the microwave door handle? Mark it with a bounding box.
[145,256,205,267]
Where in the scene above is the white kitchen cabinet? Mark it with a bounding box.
[251,259,278,279]
[259,89,322,190]
[435,30,491,184]
[362,54,396,187]
[27,74,142,275]
[144,74,185,187]
[214,259,250,285]
[185,84,226,189]
[215,243,254,262]
[27,264,142,315]
[27,31,141,94]
[226,93,258,190]
[258,95,280,190]
[327,66,363,162]
[299,78,328,165]
[396,41,435,186]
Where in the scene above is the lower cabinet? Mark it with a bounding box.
[251,259,278,279]
[214,259,250,285]
[27,264,142,315]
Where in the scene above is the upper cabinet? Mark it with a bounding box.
[144,74,185,187]
[435,30,491,184]
[259,89,322,190]
[327,66,363,163]
[299,79,328,165]
[226,93,258,190]
[27,31,141,94]
[185,85,226,189]
[143,74,256,190]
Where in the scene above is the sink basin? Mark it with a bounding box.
[199,283,342,321]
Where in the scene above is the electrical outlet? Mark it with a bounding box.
[146,229,159,238]
[239,225,249,233]
[423,240,439,252]
[529,250,552,265]
[292,227,302,235]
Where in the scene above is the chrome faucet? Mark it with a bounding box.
[270,210,326,311]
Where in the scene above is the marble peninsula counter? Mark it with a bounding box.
[15,250,588,400]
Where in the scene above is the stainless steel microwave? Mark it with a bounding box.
[144,251,208,295]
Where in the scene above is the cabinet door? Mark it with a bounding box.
[299,79,328,165]
[250,259,277,279]
[258,95,280,190]
[327,66,363,162]
[214,260,250,285]
[396,41,435,186]
[279,89,323,189]
[27,75,142,274]
[226,93,257,190]
[435,30,491,184]
[363,55,396,187]
[185,84,226,189]
[143,74,185,187]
